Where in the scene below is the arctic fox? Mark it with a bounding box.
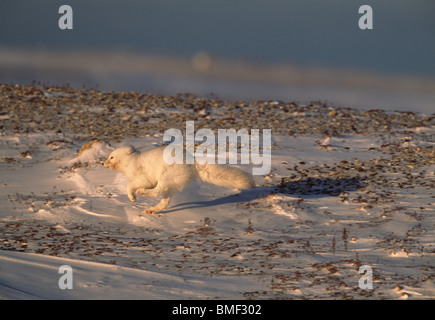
[103,145,255,214]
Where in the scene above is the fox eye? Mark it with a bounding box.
[110,157,114,159]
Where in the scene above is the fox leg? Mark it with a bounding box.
[145,197,171,214]
[127,183,138,203]
[128,181,157,202]
[145,188,173,214]
[136,187,160,197]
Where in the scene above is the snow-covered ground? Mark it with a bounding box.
[1,113,434,299]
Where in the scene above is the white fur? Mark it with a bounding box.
[104,145,255,214]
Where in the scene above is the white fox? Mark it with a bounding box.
[103,145,255,214]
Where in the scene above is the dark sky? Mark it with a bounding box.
[1,0,434,78]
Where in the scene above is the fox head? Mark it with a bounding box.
[103,146,136,171]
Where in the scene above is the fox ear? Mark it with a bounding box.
[126,146,136,155]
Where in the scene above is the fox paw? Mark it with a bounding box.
[145,209,156,215]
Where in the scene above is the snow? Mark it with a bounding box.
[1,120,434,300]
[0,250,255,300]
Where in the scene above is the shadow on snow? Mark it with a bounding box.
[164,176,367,213]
